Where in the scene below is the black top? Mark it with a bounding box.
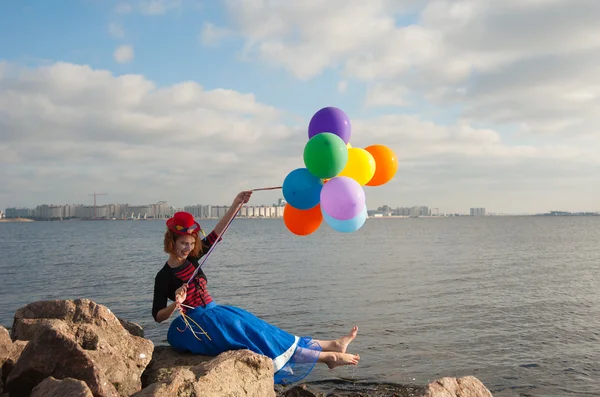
[151,231,218,321]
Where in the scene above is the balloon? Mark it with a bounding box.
[346,143,352,149]
[365,144,398,186]
[337,148,376,186]
[322,204,367,233]
[282,168,323,210]
[303,133,348,179]
[308,107,351,144]
[283,203,323,236]
[320,176,365,220]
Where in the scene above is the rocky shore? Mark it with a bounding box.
[0,298,494,396]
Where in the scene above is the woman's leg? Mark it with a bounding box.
[290,345,360,369]
[317,351,360,369]
[313,326,358,353]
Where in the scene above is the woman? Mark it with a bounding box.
[152,191,360,385]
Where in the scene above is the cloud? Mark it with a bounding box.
[113,45,135,64]
[221,0,600,136]
[115,0,183,15]
[365,83,409,107]
[0,61,598,213]
[108,23,125,38]
[115,3,133,14]
[337,81,348,93]
[199,23,232,47]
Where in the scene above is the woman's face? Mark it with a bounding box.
[174,235,195,259]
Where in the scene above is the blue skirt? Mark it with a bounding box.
[167,302,321,385]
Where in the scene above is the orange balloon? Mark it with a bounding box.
[364,144,398,186]
[283,203,323,236]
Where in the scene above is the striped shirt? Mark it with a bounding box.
[152,230,220,321]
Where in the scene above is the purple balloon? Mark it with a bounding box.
[308,107,351,144]
[320,176,365,221]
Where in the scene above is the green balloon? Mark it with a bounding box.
[303,132,348,179]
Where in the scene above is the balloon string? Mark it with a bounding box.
[252,186,282,191]
[184,185,277,287]
[176,305,212,341]
[177,185,280,341]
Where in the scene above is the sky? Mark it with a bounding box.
[1,0,599,214]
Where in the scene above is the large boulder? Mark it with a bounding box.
[5,299,153,397]
[136,346,276,397]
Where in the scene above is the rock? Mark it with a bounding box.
[276,380,424,397]
[1,299,495,397]
[1,339,27,393]
[140,345,212,388]
[278,384,322,397]
[136,347,276,397]
[117,318,144,338]
[5,299,154,397]
[422,376,493,397]
[0,326,11,394]
[30,376,94,397]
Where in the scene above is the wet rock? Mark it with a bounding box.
[276,379,425,397]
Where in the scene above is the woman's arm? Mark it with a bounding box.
[212,191,253,237]
[155,302,179,323]
[154,283,187,323]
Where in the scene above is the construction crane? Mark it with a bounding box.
[89,192,107,219]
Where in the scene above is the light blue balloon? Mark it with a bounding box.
[322,204,367,233]
[282,168,323,210]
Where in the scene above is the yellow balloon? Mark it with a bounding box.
[346,143,352,149]
[337,148,376,185]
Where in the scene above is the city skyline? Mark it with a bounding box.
[2,2,600,214]
[4,197,598,219]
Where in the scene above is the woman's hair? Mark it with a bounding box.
[163,229,203,257]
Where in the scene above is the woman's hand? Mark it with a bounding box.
[233,190,253,207]
[175,284,187,305]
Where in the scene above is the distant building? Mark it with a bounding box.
[470,208,486,216]
[5,207,35,218]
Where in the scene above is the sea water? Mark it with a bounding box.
[1,216,599,396]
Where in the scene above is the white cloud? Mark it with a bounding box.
[337,81,348,93]
[139,0,182,15]
[365,84,409,107]
[108,23,125,38]
[113,45,135,64]
[115,3,133,14]
[115,0,183,15]
[221,0,600,137]
[200,23,231,47]
[0,61,598,213]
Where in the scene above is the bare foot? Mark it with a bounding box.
[334,326,358,353]
[324,352,360,369]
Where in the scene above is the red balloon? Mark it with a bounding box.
[283,203,323,236]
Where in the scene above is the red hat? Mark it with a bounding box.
[166,212,201,235]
